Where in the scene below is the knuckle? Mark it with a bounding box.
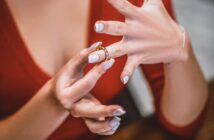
[57,94,71,109]
[115,41,127,56]
[120,40,127,48]
[74,50,88,63]
[113,43,125,57]
[70,109,79,118]
[102,108,112,116]
[114,24,126,34]
[118,0,128,11]
[96,66,105,76]
[79,98,89,103]
[79,49,88,58]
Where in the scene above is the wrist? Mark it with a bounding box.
[46,79,69,113]
[171,25,192,64]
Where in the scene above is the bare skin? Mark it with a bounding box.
[0,1,124,139]
[91,0,208,127]
[0,0,208,139]
[6,0,90,75]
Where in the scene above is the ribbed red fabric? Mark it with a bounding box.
[0,0,206,139]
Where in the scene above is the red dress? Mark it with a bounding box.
[0,0,206,139]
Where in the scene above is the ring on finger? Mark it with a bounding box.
[96,45,110,61]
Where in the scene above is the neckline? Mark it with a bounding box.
[3,0,93,81]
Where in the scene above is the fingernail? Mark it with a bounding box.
[109,117,121,127]
[88,54,99,63]
[122,76,129,85]
[88,42,102,51]
[95,22,104,32]
[103,59,115,70]
[112,123,120,131]
[112,108,126,116]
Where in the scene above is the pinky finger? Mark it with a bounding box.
[120,56,138,84]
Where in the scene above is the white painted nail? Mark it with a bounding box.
[109,117,121,127]
[122,76,129,84]
[112,108,126,116]
[103,59,115,70]
[95,22,105,32]
[88,42,102,51]
[112,123,120,131]
[88,54,99,63]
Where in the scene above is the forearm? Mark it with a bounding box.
[161,37,208,126]
[0,80,69,140]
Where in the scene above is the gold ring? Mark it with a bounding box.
[96,45,110,61]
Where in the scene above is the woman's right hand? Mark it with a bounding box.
[51,42,113,110]
[50,42,125,135]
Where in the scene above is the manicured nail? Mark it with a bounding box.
[109,117,121,127]
[112,108,126,116]
[122,76,129,84]
[88,42,102,51]
[95,22,104,32]
[88,54,99,63]
[103,59,115,70]
[112,123,120,131]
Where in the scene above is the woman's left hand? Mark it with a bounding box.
[70,94,125,135]
[88,0,189,84]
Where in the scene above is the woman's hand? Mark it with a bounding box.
[88,0,189,84]
[70,94,125,135]
[0,42,124,140]
[50,42,125,135]
[52,42,114,110]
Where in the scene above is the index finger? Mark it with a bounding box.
[61,59,115,108]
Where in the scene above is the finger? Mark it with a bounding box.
[94,21,129,36]
[88,42,126,63]
[84,94,101,104]
[83,94,106,121]
[67,41,103,72]
[120,56,138,84]
[107,0,140,18]
[56,42,103,92]
[85,117,121,134]
[71,101,126,118]
[61,59,115,108]
[98,125,120,135]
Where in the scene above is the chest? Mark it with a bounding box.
[6,0,90,76]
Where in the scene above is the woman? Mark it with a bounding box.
[0,0,208,140]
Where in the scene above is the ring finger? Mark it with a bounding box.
[88,41,126,63]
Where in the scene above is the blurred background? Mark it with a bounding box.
[173,0,214,82]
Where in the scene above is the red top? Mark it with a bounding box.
[0,0,206,139]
